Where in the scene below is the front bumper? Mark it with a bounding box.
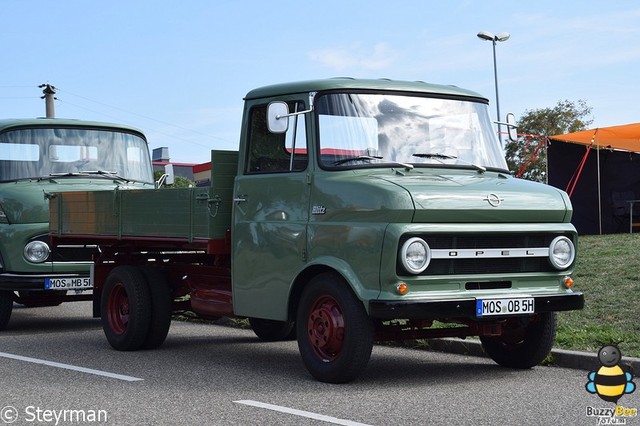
[369,292,584,320]
[0,272,91,292]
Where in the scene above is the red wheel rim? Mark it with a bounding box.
[306,295,344,361]
[107,283,129,335]
[499,318,528,347]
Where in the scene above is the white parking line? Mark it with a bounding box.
[234,400,373,426]
[0,351,143,382]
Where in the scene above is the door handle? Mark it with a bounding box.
[233,195,247,203]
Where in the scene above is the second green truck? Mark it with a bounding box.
[0,118,154,330]
[49,78,584,383]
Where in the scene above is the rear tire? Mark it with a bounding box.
[0,291,13,331]
[140,267,172,349]
[101,266,152,351]
[249,317,296,342]
[296,273,373,383]
[480,312,557,369]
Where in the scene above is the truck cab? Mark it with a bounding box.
[233,79,582,381]
[0,119,154,329]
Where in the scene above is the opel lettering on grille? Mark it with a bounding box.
[443,249,539,258]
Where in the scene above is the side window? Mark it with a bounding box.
[246,102,307,174]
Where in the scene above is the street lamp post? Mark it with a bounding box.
[477,31,509,140]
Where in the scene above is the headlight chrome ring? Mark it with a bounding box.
[24,240,51,263]
[400,237,431,274]
[548,236,575,270]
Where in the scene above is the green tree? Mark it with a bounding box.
[153,170,194,188]
[505,99,593,182]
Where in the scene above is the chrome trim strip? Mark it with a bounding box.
[431,247,549,259]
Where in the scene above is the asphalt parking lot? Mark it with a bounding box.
[0,302,637,425]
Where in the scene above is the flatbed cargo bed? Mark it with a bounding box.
[50,150,238,253]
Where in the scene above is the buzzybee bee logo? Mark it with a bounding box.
[586,345,636,403]
[585,345,637,425]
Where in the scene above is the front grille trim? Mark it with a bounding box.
[397,233,573,276]
[32,235,99,263]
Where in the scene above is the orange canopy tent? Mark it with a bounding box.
[548,123,640,234]
[550,123,640,153]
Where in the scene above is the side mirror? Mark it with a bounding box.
[164,164,175,185]
[155,163,175,188]
[267,101,289,134]
[506,112,518,142]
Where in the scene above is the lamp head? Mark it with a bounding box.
[477,31,510,42]
[477,31,494,41]
[495,32,510,42]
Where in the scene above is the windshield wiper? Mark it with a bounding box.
[413,153,456,160]
[82,170,132,182]
[49,170,131,182]
[333,155,383,165]
[49,172,88,177]
[413,153,486,173]
[333,155,414,170]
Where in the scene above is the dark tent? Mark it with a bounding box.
[548,124,640,235]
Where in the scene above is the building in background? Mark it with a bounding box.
[193,162,212,187]
[151,147,196,181]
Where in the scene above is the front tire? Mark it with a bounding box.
[101,266,152,351]
[0,291,13,331]
[296,273,373,383]
[480,312,557,369]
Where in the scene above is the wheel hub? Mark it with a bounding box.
[307,296,344,360]
[119,301,130,317]
[108,283,130,335]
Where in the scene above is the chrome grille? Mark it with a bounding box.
[397,233,573,276]
[33,235,98,263]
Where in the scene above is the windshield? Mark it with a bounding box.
[316,93,508,171]
[0,127,153,182]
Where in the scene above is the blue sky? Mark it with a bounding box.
[2,1,639,163]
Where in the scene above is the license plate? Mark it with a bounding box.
[476,297,534,317]
[45,277,92,290]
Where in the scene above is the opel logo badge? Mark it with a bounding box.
[484,193,504,207]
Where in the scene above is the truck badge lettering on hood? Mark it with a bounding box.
[312,205,326,215]
[483,193,504,207]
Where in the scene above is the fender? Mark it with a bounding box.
[292,255,381,312]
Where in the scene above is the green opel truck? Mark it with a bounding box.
[49,78,584,383]
[0,118,154,330]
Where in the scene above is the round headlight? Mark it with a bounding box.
[548,236,575,270]
[24,240,50,263]
[401,237,431,274]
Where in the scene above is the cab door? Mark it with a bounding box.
[232,102,310,320]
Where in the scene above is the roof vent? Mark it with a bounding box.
[152,147,170,162]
